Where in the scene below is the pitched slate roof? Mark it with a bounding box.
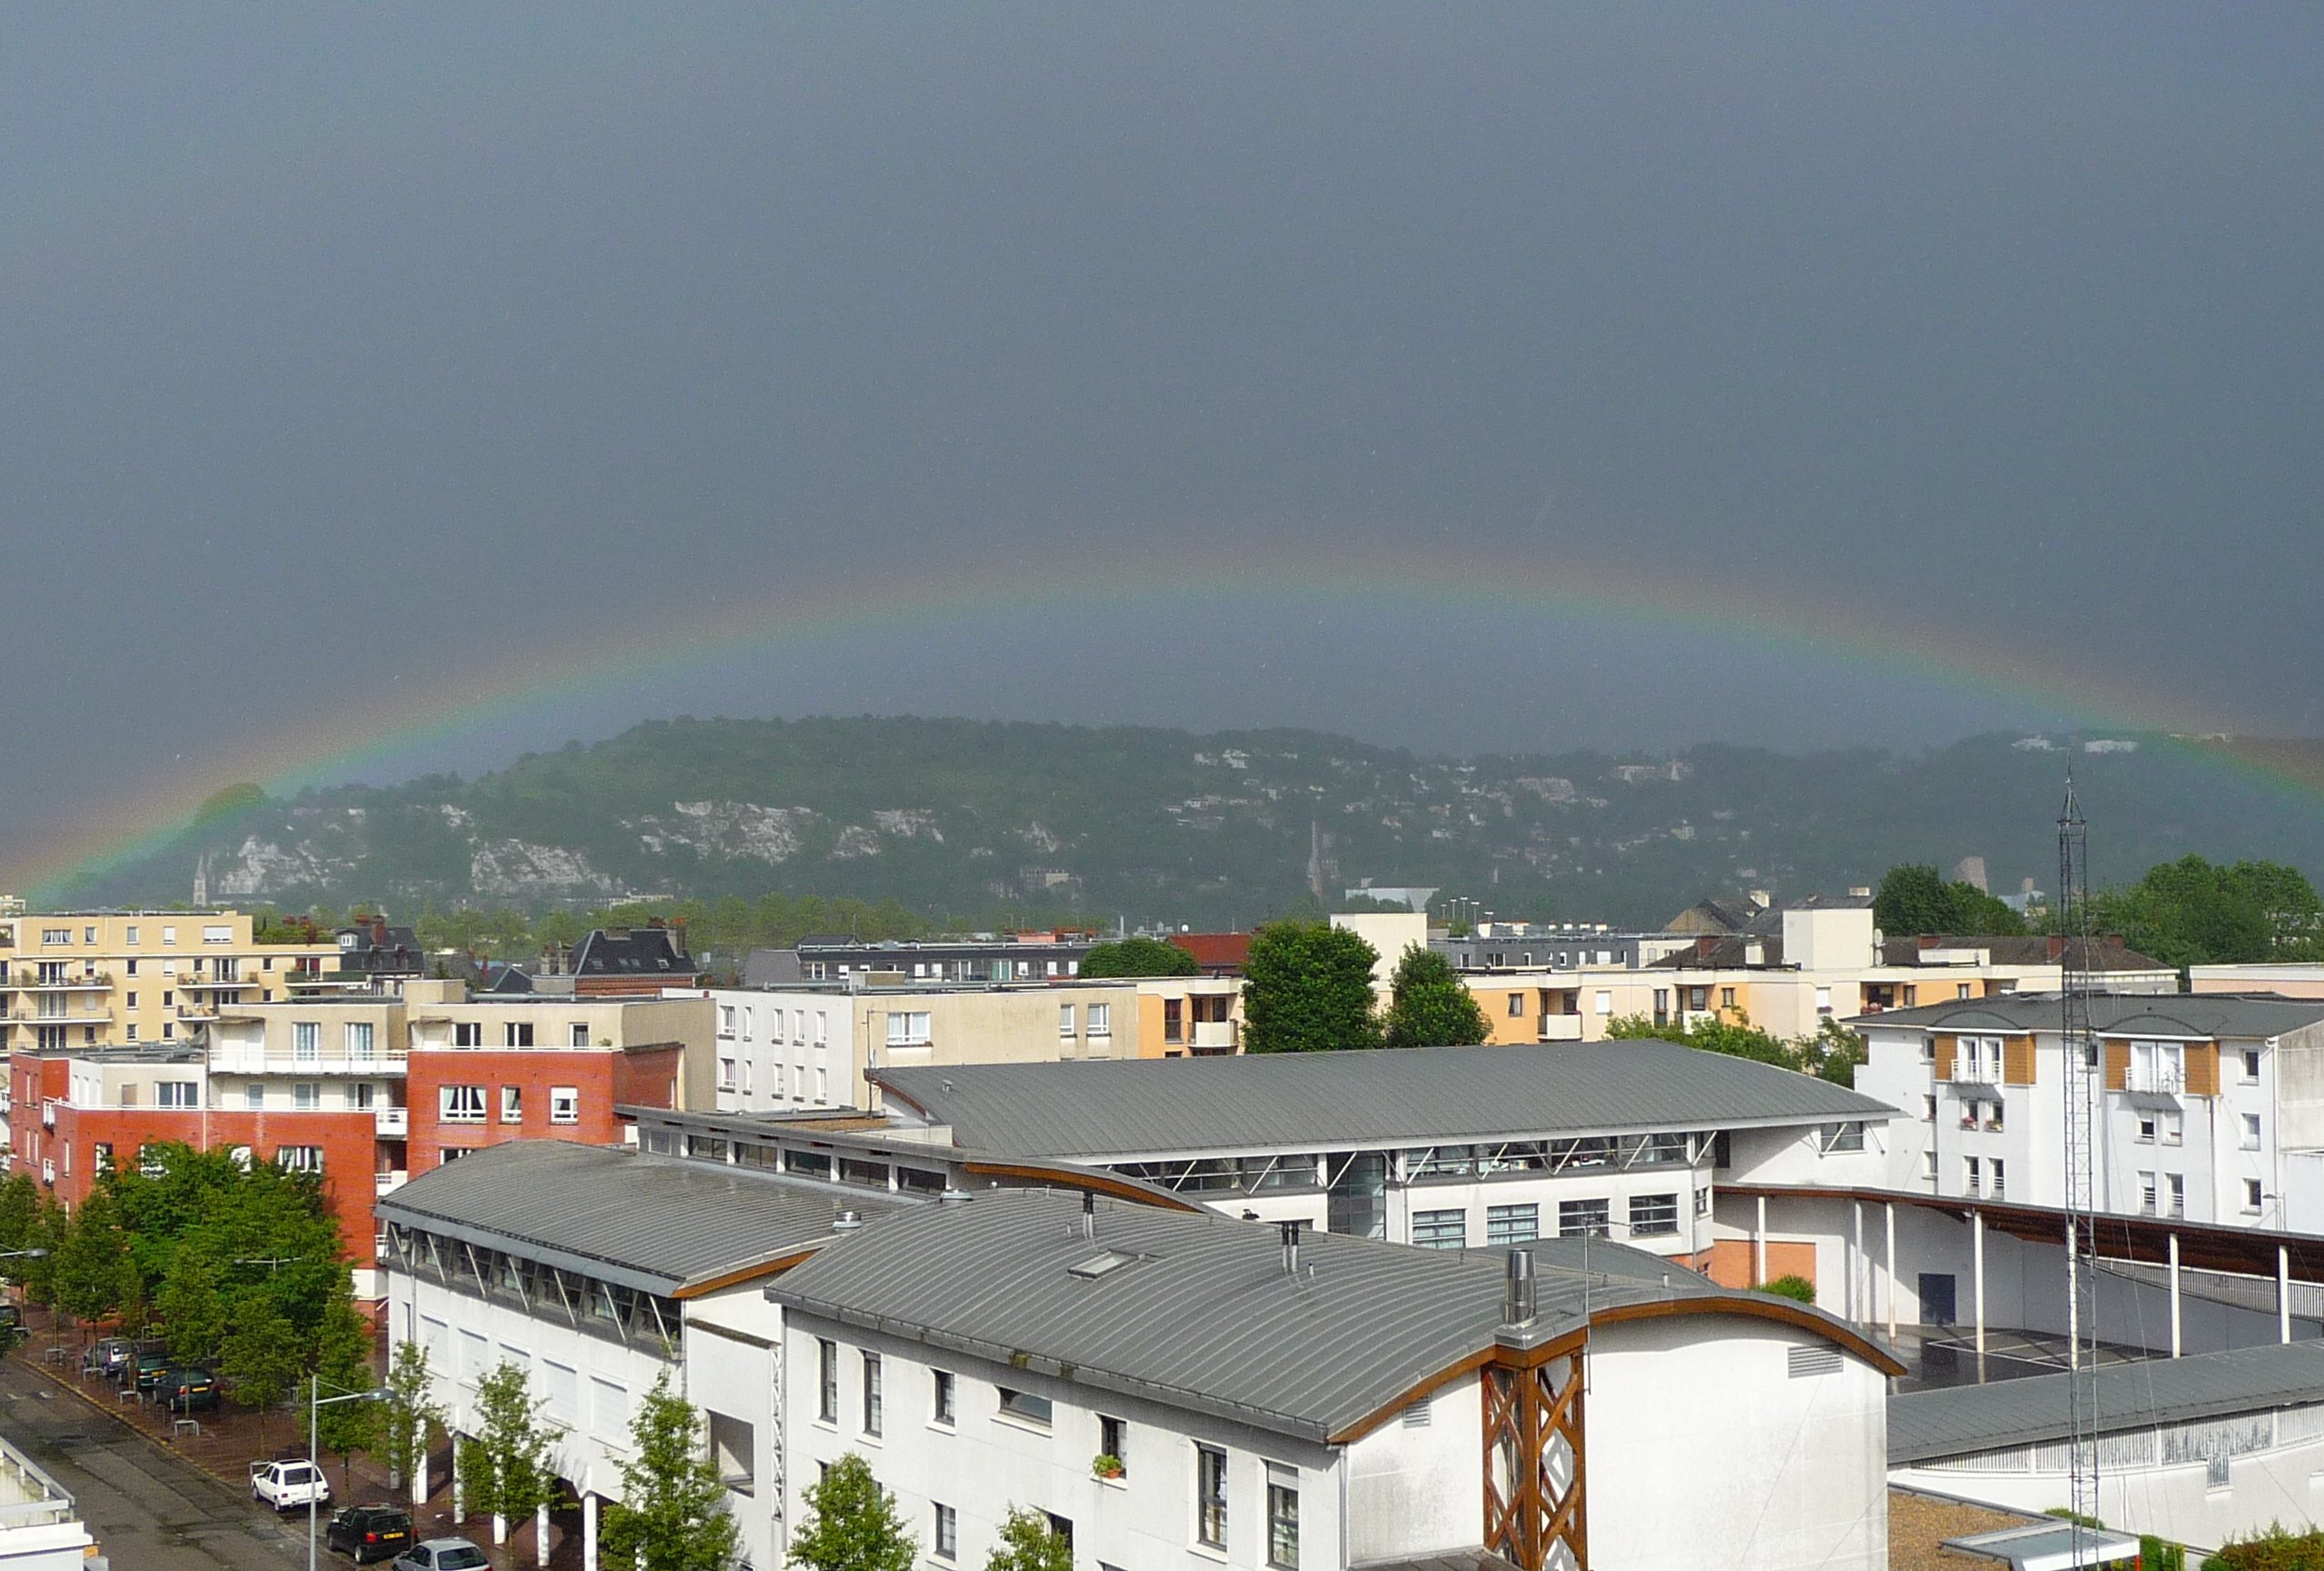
[377,1139,904,1296]
[872,1038,1889,1161]
[1850,992,2324,1039]
[1891,1341,2324,1464]
[1874,936,2167,972]
[571,926,698,978]
[769,1187,1872,1443]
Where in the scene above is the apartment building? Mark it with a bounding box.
[705,976,1242,1113]
[743,932,1096,987]
[1854,992,2324,1231]
[2191,963,2324,1000]
[381,1142,1897,1571]
[0,908,335,1058]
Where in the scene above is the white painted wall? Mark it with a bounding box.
[682,1284,787,1571]
[1341,1379,1481,1563]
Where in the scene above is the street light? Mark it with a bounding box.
[309,1377,394,1571]
[0,1250,49,1259]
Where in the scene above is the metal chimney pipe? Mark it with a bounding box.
[1505,1248,1536,1326]
[1280,1219,1302,1275]
[1080,1190,1096,1239]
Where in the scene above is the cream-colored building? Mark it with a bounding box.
[708,974,1244,1113]
[0,908,337,1057]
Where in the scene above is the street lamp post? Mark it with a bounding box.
[310,1378,394,1571]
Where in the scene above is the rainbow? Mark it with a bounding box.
[7,539,2309,898]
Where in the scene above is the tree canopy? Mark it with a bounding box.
[1077,936,1200,978]
[984,1508,1073,1571]
[1873,864,2026,937]
[1241,921,1381,1053]
[787,1453,916,1571]
[2070,855,2323,968]
[1379,944,1490,1049]
[1608,1012,1865,1088]
[603,1371,739,1571]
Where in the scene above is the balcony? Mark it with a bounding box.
[374,1169,409,1197]
[1537,1013,1584,1042]
[12,972,113,992]
[207,1043,409,1076]
[374,1106,409,1138]
[2128,1069,2187,1096]
[1190,1019,1239,1052]
[176,975,249,992]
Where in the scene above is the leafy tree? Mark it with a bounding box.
[1874,864,2026,937]
[601,1371,738,1571]
[18,1198,67,1306]
[1608,1010,1864,1086]
[48,1189,139,1326]
[223,1301,305,1449]
[382,1341,447,1496]
[2202,1521,2324,1569]
[155,1251,230,1365]
[1807,1017,1869,1088]
[310,1294,385,1492]
[458,1362,561,1566]
[1077,936,1200,978]
[1241,921,1381,1053]
[787,1452,916,1571]
[0,1174,40,1259]
[2078,855,2322,968]
[984,1507,1072,1571]
[1380,945,1490,1049]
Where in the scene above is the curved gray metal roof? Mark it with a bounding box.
[872,1038,1890,1160]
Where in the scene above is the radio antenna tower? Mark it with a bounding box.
[2056,770,2100,1540]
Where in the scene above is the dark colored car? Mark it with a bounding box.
[157,1367,218,1413]
[328,1505,415,1564]
[0,1304,23,1331]
[131,1352,174,1393]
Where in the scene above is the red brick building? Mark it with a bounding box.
[404,1042,684,1173]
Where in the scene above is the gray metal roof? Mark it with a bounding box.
[872,1039,1890,1160]
[769,1187,1860,1442]
[1890,1341,2324,1464]
[1852,992,2324,1040]
[377,1140,908,1296]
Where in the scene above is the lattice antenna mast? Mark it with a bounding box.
[2057,770,2100,1539]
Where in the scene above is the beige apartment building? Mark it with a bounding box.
[707,974,1243,1113]
[0,908,338,1057]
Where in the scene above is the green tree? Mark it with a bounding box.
[1607,1012,1798,1068]
[1077,936,1200,979]
[223,1300,305,1450]
[601,1371,738,1571]
[1241,921,1381,1053]
[309,1294,385,1493]
[1874,864,2025,937]
[48,1190,139,1327]
[458,1362,561,1567]
[382,1340,447,1496]
[787,1452,916,1571]
[1379,944,1490,1049]
[0,1173,40,1259]
[984,1507,1072,1571]
[154,1251,229,1365]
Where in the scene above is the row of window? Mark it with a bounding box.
[1411,1192,1694,1249]
[446,1021,594,1048]
[439,1084,581,1124]
[716,1004,833,1044]
[79,1141,320,1177]
[713,1057,833,1104]
[35,923,235,946]
[816,1343,1298,1566]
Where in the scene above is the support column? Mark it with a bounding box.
[2280,1244,2293,1345]
[536,1503,551,1567]
[450,1443,464,1524]
[2167,1233,2182,1358]
[1753,1195,1768,1287]
[584,1494,599,1571]
[1850,1201,1864,1324]
[1973,1211,1986,1363]
[1884,1202,1898,1342]
[494,1513,508,1550]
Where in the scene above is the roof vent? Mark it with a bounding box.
[1079,1190,1096,1240]
[938,1188,973,1205]
[834,1210,864,1233]
[1279,1219,1302,1276]
[1504,1248,1536,1328]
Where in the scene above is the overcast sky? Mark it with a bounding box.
[5,6,2320,849]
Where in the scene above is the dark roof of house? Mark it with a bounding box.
[571,927,697,978]
[1649,934,1788,970]
[1849,993,2324,1039]
[1168,932,1252,972]
[871,1038,1890,1160]
[1875,936,2168,972]
[1665,899,1757,935]
[1891,1341,2324,1464]
[376,1140,904,1296]
[769,1188,1884,1443]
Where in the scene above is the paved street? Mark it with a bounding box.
[0,1354,312,1571]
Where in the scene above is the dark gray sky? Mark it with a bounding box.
[5,6,2320,849]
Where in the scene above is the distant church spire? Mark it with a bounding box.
[192,854,208,909]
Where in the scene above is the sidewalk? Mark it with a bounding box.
[20,1308,589,1567]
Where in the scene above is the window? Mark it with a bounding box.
[592,1376,630,1438]
[86,926,98,944]
[1922,1150,1938,1180]
[1163,998,1183,1042]
[124,925,138,945]
[352,1083,374,1110]
[885,1012,931,1048]
[1059,1004,1076,1037]
[816,1340,838,1424]
[1628,1193,1680,1236]
[163,925,177,945]
[1486,1203,1538,1245]
[998,1388,1052,1427]
[1088,1003,1112,1038]
[862,1352,883,1436]
[1957,1036,2003,1083]
[454,1022,482,1048]
[1412,1209,1467,1250]
[933,1370,955,1426]
[157,1081,198,1108]
[1196,1445,1228,1548]
[570,1022,590,1047]
[1558,1198,1611,1238]
[293,1082,320,1111]
[1507,992,1524,1018]
[2138,1171,2158,1216]
[1267,1465,1299,1569]
[1592,990,1612,1015]
[1814,986,1833,1014]
[92,1143,112,1173]
[1090,1413,1127,1476]
[550,1086,579,1124]
[1720,987,1737,1011]
[39,929,67,945]
[1965,1156,1982,1197]
[1923,1094,1937,1123]
[2243,1048,2263,1082]
[346,1022,374,1062]
[125,992,137,1010]
[934,1504,957,1562]
[125,959,137,977]
[245,1083,264,1110]
[2137,1113,2157,1144]
[1989,1158,2006,1199]
[718,1058,738,1093]
[278,1145,323,1174]
[2166,1173,2185,1220]
[294,1022,319,1062]
[2246,1179,2265,1214]
[504,1022,534,1048]
[500,1085,523,1124]
[125,1024,139,1043]
[2243,1113,2263,1151]
[202,924,230,944]
[719,1005,736,1038]
[440,1085,487,1123]
[2130,1040,2185,1094]
[2161,1110,2183,1146]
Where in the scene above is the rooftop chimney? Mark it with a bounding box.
[1504,1248,1536,1327]
[1279,1219,1302,1276]
[834,1210,863,1233]
[1080,1190,1096,1240]
[2046,935,2066,961]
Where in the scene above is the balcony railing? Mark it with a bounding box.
[1537,1013,1583,1042]
[2129,1069,2187,1095]
[1190,1019,1238,1051]
[207,1044,409,1076]
[374,1106,409,1137]
[374,1170,409,1197]
[11,972,114,992]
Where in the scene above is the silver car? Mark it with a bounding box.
[391,1539,490,1571]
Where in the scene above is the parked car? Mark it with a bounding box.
[327,1505,414,1565]
[0,1304,23,1331]
[82,1337,134,1377]
[157,1368,218,1413]
[391,1539,489,1571]
[131,1352,174,1393]
[249,1457,330,1512]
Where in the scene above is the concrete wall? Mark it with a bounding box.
[682,1284,786,1571]
[1588,1316,1887,1571]
[1342,1377,1480,1563]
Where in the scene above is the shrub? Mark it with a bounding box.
[1758,1275,1816,1304]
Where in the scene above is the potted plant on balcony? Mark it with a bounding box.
[1092,1453,1125,1481]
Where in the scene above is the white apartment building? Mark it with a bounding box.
[1854,993,2324,1231]
[0,1436,96,1569]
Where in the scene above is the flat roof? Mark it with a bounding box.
[377,1140,910,1296]
[769,1188,1895,1443]
[873,1039,1891,1160]
[1850,992,2324,1038]
[1892,1339,2324,1464]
